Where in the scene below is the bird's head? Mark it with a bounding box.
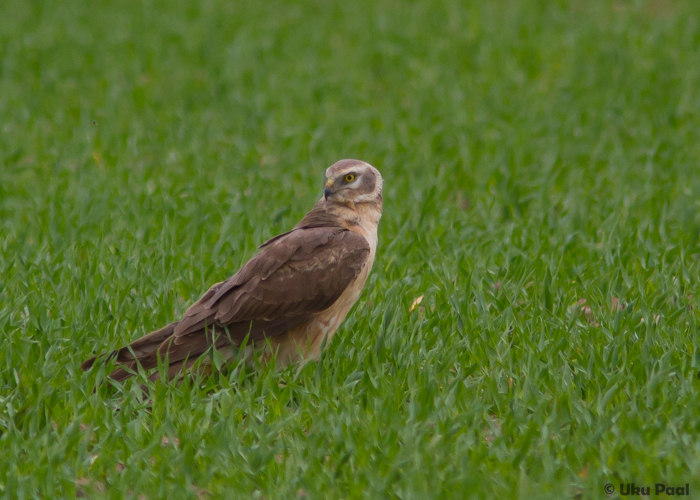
[323,159,383,207]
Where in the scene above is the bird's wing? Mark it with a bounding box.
[150,227,370,364]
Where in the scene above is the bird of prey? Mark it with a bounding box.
[82,159,383,382]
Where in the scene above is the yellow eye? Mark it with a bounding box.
[345,174,355,182]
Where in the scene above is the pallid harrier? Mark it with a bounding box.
[82,159,383,382]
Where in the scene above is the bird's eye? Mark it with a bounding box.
[345,174,355,182]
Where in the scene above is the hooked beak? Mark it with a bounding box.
[324,179,334,200]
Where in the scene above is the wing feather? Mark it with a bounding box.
[208,228,369,331]
[161,227,369,366]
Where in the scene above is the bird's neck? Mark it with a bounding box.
[328,200,381,230]
[296,199,382,230]
[353,201,383,229]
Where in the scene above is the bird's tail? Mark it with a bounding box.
[81,321,180,381]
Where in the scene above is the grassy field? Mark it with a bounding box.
[2,0,700,498]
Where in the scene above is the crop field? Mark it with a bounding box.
[2,0,700,498]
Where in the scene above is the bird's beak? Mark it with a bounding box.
[324,179,334,200]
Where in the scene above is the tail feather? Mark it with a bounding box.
[106,363,138,382]
[81,322,179,374]
[147,357,210,382]
[81,321,229,383]
[109,357,201,384]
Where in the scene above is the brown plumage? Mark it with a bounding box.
[82,159,383,382]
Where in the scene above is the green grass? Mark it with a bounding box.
[2,0,700,498]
